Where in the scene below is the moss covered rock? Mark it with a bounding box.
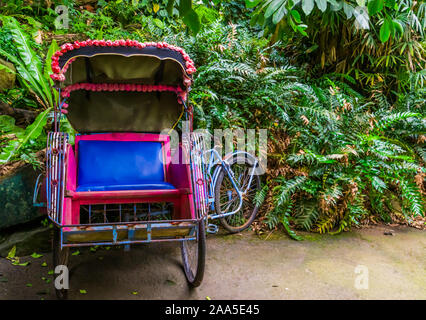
[0,164,46,229]
[0,58,16,91]
[0,226,51,257]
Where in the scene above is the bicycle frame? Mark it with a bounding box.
[204,149,259,220]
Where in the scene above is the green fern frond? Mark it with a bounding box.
[397,179,424,217]
[294,200,320,231]
[273,176,307,206]
[254,184,268,207]
[376,112,421,130]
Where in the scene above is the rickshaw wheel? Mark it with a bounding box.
[52,226,70,300]
[181,220,206,287]
[215,155,261,234]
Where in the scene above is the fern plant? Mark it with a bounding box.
[184,21,424,238]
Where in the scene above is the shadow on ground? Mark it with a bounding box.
[0,224,424,300]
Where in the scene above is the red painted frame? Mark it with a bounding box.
[62,132,195,230]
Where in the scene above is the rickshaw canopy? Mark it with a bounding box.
[50,40,196,133]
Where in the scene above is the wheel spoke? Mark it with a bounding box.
[181,221,205,287]
[221,169,256,226]
[215,157,261,233]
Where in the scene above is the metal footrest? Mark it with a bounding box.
[62,222,196,246]
[206,223,219,234]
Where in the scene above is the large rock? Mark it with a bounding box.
[0,226,52,257]
[0,58,16,91]
[0,164,46,229]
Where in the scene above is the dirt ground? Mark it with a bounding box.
[0,224,424,300]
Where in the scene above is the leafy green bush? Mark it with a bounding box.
[177,22,425,237]
[0,2,423,238]
[0,16,58,164]
[247,0,426,97]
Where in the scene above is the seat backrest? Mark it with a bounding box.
[77,140,165,189]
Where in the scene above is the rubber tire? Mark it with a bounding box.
[181,220,206,288]
[214,155,261,233]
[52,226,70,300]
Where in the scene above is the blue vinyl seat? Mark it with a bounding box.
[76,140,175,192]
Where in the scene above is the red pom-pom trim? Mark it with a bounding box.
[51,40,196,85]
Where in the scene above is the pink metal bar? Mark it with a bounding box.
[61,133,195,228]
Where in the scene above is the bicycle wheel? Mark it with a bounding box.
[214,155,261,233]
[181,220,206,287]
[52,226,69,300]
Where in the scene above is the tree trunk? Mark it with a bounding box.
[0,102,39,127]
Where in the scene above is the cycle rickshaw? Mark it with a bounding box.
[37,39,261,299]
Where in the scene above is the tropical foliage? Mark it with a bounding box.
[0,17,59,164]
[0,0,424,237]
[178,22,424,238]
[247,0,426,96]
